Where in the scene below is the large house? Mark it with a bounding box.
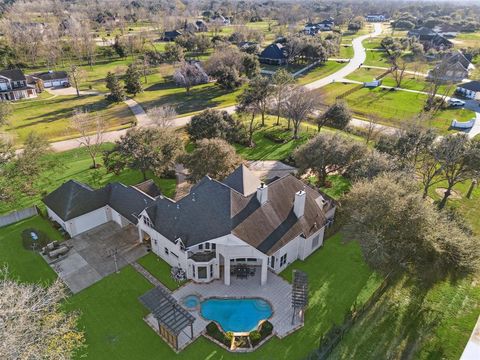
[30,70,69,88]
[0,69,37,101]
[43,165,336,286]
[259,43,288,65]
[303,18,335,35]
[407,27,453,51]
[365,14,386,22]
[427,50,474,83]
[456,81,480,100]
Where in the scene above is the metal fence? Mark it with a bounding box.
[0,206,38,228]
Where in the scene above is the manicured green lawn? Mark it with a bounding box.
[331,275,480,359]
[339,45,354,59]
[316,175,352,200]
[64,234,380,360]
[347,67,455,94]
[429,179,480,235]
[0,216,59,284]
[6,94,135,145]
[296,61,348,85]
[137,253,185,290]
[0,145,177,215]
[314,83,476,133]
[135,81,241,116]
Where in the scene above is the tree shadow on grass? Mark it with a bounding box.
[139,84,237,115]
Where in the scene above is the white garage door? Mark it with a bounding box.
[52,80,62,87]
[70,208,108,236]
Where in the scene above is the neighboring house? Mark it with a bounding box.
[30,70,69,88]
[456,81,480,100]
[303,18,335,35]
[43,165,336,286]
[407,27,453,51]
[238,41,259,54]
[427,50,474,83]
[163,30,182,41]
[433,24,458,38]
[0,69,37,101]
[211,14,231,25]
[195,19,208,32]
[365,14,386,22]
[259,43,288,65]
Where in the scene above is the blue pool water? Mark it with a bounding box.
[183,295,200,309]
[200,298,272,332]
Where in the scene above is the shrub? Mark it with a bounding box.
[205,322,231,347]
[249,330,261,345]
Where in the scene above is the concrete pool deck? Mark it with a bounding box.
[149,270,302,351]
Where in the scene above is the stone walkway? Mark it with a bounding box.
[131,261,169,291]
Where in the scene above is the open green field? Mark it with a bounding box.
[331,275,480,359]
[313,83,475,133]
[5,93,135,145]
[346,67,455,94]
[63,233,380,360]
[339,45,354,59]
[364,50,432,73]
[0,145,176,215]
[135,81,241,116]
[454,31,480,48]
[0,216,59,283]
[296,61,348,84]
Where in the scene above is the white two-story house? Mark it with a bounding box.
[0,69,37,101]
[43,165,336,286]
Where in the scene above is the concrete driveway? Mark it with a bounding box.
[45,86,99,96]
[46,222,147,293]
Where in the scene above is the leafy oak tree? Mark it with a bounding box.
[317,101,351,132]
[294,133,367,186]
[104,128,183,180]
[124,63,143,96]
[182,138,241,183]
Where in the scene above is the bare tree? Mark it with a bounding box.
[424,60,454,113]
[391,57,408,88]
[68,65,87,97]
[364,116,385,145]
[70,109,105,169]
[283,86,316,139]
[146,105,177,128]
[0,267,85,360]
[173,61,209,93]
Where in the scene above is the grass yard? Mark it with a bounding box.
[313,83,476,133]
[296,61,348,85]
[134,81,242,116]
[339,45,354,59]
[137,253,185,290]
[0,145,177,215]
[429,179,480,235]
[6,94,135,145]
[0,216,59,284]
[347,67,455,94]
[63,233,380,360]
[454,31,480,48]
[330,275,480,359]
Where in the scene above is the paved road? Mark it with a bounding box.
[305,23,383,90]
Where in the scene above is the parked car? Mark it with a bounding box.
[448,98,465,108]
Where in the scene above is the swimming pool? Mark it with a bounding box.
[200,298,272,333]
[182,295,200,310]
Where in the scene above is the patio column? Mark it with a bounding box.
[260,258,268,286]
[224,255,230,286]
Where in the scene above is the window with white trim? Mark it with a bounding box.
[164,248,169,255]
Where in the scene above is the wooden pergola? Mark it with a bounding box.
[139,286,195,350]
[291,270,308,324]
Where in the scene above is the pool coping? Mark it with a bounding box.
[191,295,275,335]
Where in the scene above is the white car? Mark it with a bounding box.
[448,98,465,108]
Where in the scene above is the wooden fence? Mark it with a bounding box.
[0,206,39,228]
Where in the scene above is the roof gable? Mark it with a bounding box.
[260,43,287,60]
[223,164,261,196]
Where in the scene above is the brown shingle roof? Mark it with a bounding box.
[231,174,332,255]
